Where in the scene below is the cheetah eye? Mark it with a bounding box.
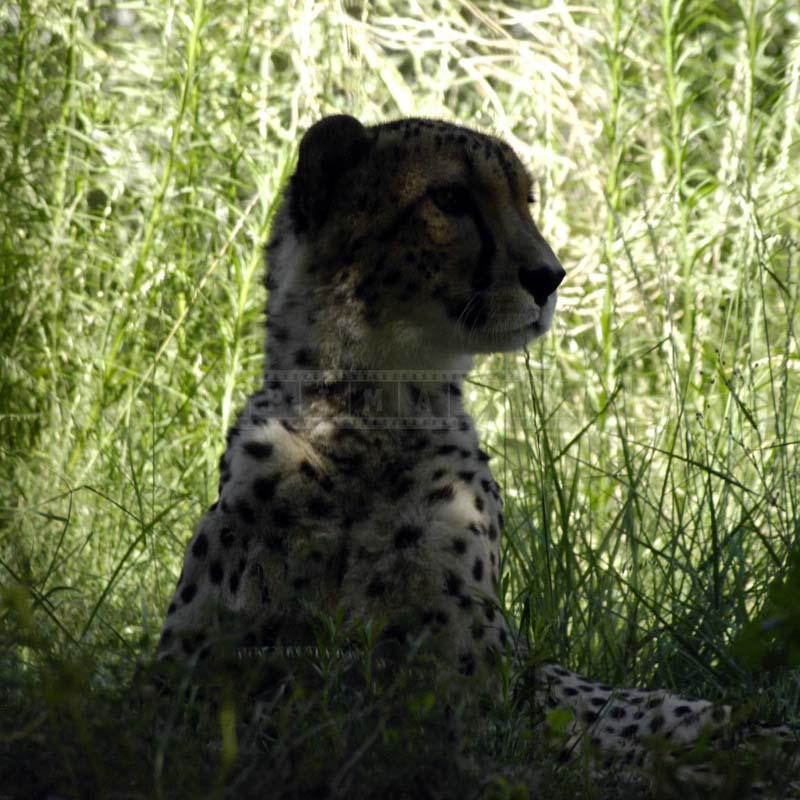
[430,184,472,216]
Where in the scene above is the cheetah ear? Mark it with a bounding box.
[290,115,371,232]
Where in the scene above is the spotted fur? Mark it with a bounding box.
[158,116,798,787]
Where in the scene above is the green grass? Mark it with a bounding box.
[1,0,799,797]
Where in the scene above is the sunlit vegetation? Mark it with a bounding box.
[1,1,798,796]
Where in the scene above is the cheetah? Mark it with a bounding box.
[157,115,798,786]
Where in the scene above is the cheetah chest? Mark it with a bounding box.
[215,424,503,642]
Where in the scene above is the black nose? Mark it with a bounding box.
[518,264,566,307]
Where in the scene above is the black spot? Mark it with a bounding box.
[583,710,598,724]
[308,496,332,518]
[251,475,276,501]
[445,571,462,596]
[237,500,256,525]
[380,461,405,483]
[590,697,607,707]
[329,450,362,472]
[426,484,455,504]
[646,697,663,709]
[452,538,467,554]
[209,560,224,585]
[458,651,476,676]
[382,270,401,286]
[674,705,692,716]
[292,576,309,591]
[388,474,414,500]
[650,715,665,733]
[318,474,335,493]
[458,470,475,484]
[563,686,579,696]
[180,584,197,604]
[294,348,312,366]
[394,525,423,549]
[270,325,289,342]
[477,449,491,462]
[610,706,626,720]
[488,525,498,541]
[472,558,484,582]
[229,572,240,594]
[578,684,595,693]
[243,441,274,459]
[166,602,176,616]
[431,468,447,481]
[474,494,484,512]
[621,724,639,738]
[272,505,295,529]
[409,435,430,452]
[484,605,495,621]
[220,527,235,548]
[299,460,318,480]
[182,634,203,656]
[436,445,458,456]
[366,577,386,596]
[191,533,208,559]
[471,621,484,640]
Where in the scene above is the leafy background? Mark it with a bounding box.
[1,1,798,797]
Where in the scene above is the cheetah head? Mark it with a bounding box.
[265,115,564,371]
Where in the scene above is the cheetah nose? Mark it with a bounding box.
[518,264,566,307]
